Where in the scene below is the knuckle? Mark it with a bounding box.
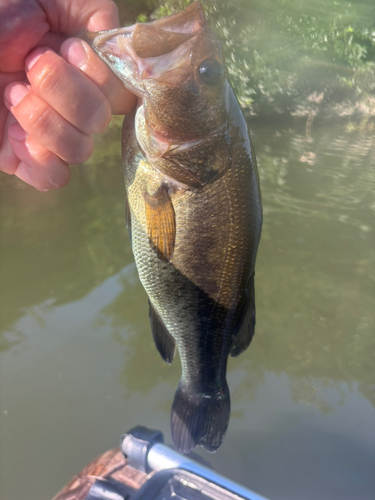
[29,104,53,133]
[37,147,54,164]
[34,59,66,95]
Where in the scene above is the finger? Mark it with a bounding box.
[4,82,94,165]
[0,104,9,150]
[40,0,120,34]
[36,32,68,56]
[26,47,111,135]
[0,0,120,72]
[85,1,120,31]
[0,71,25,145]
[0,71,25,94]
[0,2,49,72]
[61,38,137,115]
[8,123,71,191]
[0,113,20,174]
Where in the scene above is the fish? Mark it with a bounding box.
[85,1,262,454]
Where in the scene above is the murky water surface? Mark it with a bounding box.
[1,4,375,500]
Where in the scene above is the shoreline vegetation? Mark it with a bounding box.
[114,0,375,124]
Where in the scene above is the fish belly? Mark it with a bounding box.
[127,155,260,388]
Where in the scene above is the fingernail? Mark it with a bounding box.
[62,39,88,68]
[25,48,48,71]
[4,83,29,108]
[8,123,27,141]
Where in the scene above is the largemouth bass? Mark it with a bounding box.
[86,1,262,454]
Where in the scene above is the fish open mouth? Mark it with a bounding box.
[82,2,210,95]
[83,1,227,156]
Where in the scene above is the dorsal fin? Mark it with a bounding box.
[144,186,176,262]
[149,301,176,364]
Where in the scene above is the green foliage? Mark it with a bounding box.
[127,0,375,115]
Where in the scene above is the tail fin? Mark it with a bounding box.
[171,381,230,454]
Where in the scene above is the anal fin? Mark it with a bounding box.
[230,275,256,357]
[144,186,175,262]
[149,301,176,364]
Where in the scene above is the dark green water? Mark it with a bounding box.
[1,1,375,499]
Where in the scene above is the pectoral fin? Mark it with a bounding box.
[149,301,176,364]
[144,187,175,262]
[230,275,256,357]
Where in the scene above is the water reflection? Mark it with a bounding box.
[0,121,130,336]
[1,119,374,398]
[0,328,24,353]
[1,118,374,500]
[98,270,181,396]
[256,122,375,228]
[213,374,375,500]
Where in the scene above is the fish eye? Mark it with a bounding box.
[198,60,224,86]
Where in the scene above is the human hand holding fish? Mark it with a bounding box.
[0,0,136,191]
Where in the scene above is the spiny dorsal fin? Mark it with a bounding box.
[144,186,175,262]
[230,275,256,357]
[149,301,176,364]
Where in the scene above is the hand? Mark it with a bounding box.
[0,0,136,191]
